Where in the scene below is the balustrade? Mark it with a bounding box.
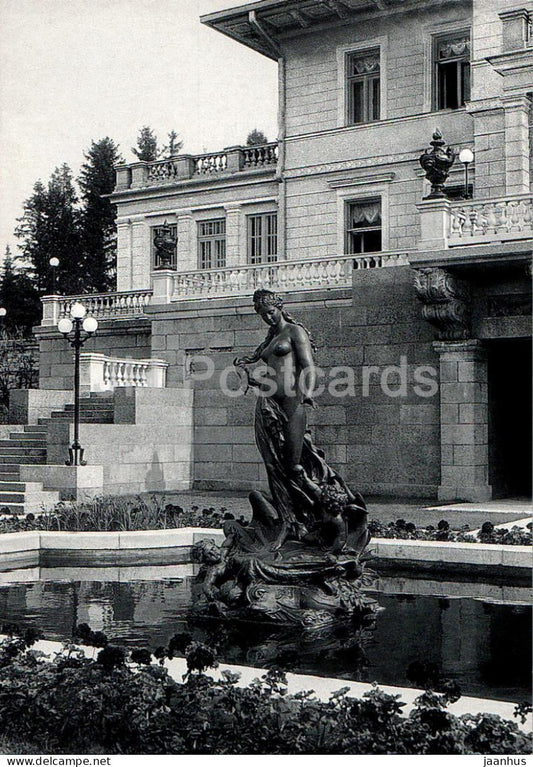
[194,152,228,175]
[449,194,532,244]
[242,143,279,168]
[80,353,167,392]
[118,143,279,189]
[170,252,409,301]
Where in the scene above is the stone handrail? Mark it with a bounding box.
[449,194,532,244]
[80,353,168,392]
[41,290,153,326]
[169,252,409,301]
[116,143,279,189]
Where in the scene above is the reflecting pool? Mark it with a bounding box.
[0,564,530,704]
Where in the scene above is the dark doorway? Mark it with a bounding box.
[488,339,532,498]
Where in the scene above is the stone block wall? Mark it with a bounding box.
[36,319,151,390]
[44,388,194,495]
[149,266,440,498]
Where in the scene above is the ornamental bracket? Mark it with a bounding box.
[413,267,471,340]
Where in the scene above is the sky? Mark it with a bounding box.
[0,0,278,255]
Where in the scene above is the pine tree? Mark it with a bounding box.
[78,137,124,292]
[131,126,159,161]
[15,164,83,295]
[0,246,41,335]
[246,129,268,146]
[161,130,183,157]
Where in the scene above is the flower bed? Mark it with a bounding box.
[0,496,530,545]
[0,627,530,755]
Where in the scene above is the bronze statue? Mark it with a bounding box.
[193,289,375,628]
[153,221,177,269]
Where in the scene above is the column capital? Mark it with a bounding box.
[433,339,486,358]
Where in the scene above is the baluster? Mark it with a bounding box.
[103,361,111,388]
[484,204,496,234]
[522,200,533,229]
[124,362,133,386]
[450,210,464,238]
[508,202,520,231]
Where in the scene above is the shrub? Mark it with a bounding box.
[0,635,530,755]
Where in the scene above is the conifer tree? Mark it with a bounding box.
[0,246,41,334]
[131,126,159,161]
[78,137,123,292]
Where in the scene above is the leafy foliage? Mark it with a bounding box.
[0,498,529,546]
[368,518,531,546]
[0,633,530,755]
[246,129,268,146]
[0,331,38,421]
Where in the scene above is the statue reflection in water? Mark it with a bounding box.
[193,289,377,629]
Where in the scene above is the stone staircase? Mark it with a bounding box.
[0,394,115,514]
[43,392,115,425]
[0,425,58,514]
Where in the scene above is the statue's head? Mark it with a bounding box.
[191,539,222,565]
[320,483,349,517]
[253,289,284,327]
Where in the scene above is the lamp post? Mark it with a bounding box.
[58,302,98,466]
[459,148,474,199]
[49,257,60,294]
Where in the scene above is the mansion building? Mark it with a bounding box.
[33,0,532,505]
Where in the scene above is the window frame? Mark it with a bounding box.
[336,37,387,128]
[344,198,383,255]
[432,30,471,111]
[197,218,226,270]
[345,48,381,125]
[247,212,278,265]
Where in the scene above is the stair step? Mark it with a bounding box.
[0,456,46,465]
[0,447,46,456]
[0,441,46,450]
[48,415,113,423]
[24,425,49,433]
[10,433,47,442]
[0,482,26,491]
[0,492,25,503]
[0,472,21,481]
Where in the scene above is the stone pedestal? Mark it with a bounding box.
[434,340,492,502]
[151,269,175,304]
[415,199,450,250]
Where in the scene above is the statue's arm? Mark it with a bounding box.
[292,326,316,405]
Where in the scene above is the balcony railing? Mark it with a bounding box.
[169,251,409,301]
[41,289,152,326]
[80,353,167,392]
[449,194,532,245]
[116,142,278,190]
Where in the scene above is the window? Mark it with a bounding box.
[152,224,177,270]
[346,48,380,124]
[434,33,470,110]
[247,213,278,264]
[345,199,382,254]
[198,219,226,269]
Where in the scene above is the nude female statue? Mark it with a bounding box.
[234,289,354,544]
[234,288,316,473]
